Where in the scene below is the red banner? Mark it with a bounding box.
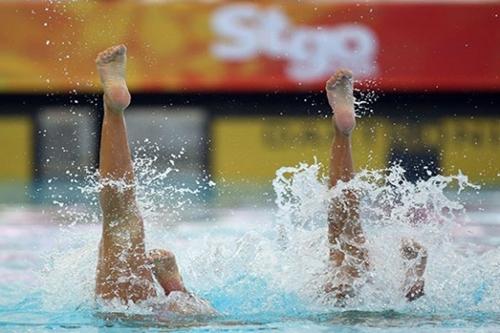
[0,1,498,93]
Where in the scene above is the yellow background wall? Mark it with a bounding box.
[0,116,33,181]
[213,117,389,181]
[0,115,497,189]
[213,116,500,186]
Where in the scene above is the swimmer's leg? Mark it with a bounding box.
[401,238,427,301]
[147,249,187,296]
[95,45,156,303]
[324,70,369,300]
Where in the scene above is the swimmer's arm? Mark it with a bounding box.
[401,239,427,301]
[401,239,427,276]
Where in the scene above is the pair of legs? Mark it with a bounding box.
[93,44,426,304]
[95,45,187,303]
[325,71,427,302]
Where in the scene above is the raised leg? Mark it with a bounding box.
[95,45,156,303]
[324,70,369,300]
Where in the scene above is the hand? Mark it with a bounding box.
[405,279,425,301]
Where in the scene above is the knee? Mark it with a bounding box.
[147,248,178,269]
[149,248,174,258]
[148,248,175,260]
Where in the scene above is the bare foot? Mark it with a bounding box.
[147,249,187,296]
[326,69,356,136]
[95,44,131,112]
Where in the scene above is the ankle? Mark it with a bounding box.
[103,95,126,114]
[333,123,353,139]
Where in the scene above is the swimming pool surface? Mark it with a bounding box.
[1,194,499,332]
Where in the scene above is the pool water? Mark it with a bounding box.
[1,202,499,332]
[1,164,500,332]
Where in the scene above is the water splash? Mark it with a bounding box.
[268,162,499,314]
[40,143,214,312]
[354,82,379,117]
[38,155,500,320]
[178,161,498,316]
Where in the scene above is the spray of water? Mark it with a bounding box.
[269,162,495,312]
[39,151,500,319]
[40,144,214,313]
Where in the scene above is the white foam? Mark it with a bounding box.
[39,151,500,316]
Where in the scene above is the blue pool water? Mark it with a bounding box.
[1,202,499,332]
[1,164,500,332]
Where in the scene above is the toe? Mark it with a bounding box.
[326,69,353,90]
[148,248,175,261]
[95,44,127,64]
[116,44,127,55]
[326,76,337,90]
[95,52,106,64]
[336,69,353,81]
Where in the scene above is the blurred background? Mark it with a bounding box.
[0,0,498,207]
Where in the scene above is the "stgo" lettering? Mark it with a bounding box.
[211,4,378,82]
